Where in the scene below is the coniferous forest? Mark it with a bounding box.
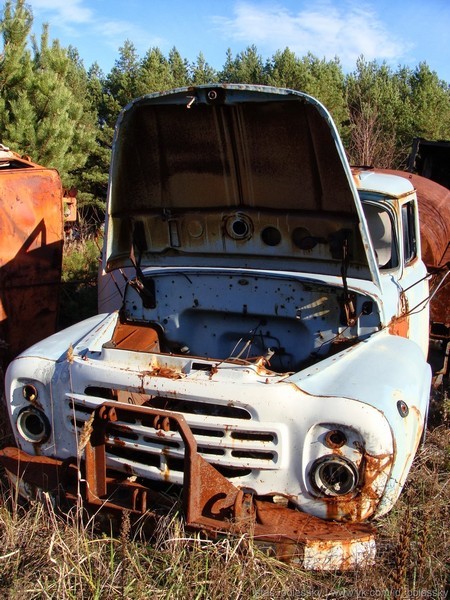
[1,0,450,227]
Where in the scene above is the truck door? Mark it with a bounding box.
[397,198,429,356]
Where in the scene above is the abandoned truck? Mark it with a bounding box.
[0,85,433,570]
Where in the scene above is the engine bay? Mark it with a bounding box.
[115,269,381,374]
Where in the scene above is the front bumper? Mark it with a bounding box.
[0,401,375,571]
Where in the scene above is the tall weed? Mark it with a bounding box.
[58,238,101,329]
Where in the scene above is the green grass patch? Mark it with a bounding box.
[62,238,100,283]
[58,238,101,330]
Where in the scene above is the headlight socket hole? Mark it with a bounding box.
[22,384,38,402]
[325,429,347,449]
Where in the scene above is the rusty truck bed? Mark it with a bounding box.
[0,146,63,364]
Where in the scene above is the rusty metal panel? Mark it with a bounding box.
[0,148,63,362]
[408,138,450,189]
[412,174,450,330]
[109,319,161,352]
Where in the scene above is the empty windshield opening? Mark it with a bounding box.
[363,203,398,269]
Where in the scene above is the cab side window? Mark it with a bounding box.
[402,202,417,265]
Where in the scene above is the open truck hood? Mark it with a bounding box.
[104,84,379,285]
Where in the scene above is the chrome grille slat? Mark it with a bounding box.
[105,436,273,468]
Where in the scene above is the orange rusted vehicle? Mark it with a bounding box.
[0,145,64,364]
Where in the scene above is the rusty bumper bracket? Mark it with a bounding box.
[0,402,376,570]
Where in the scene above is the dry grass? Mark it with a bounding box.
[0,377,448,599]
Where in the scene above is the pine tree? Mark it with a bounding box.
[190,52,217,85]
[218,48,239,83]
[72,63,111,225]
[168,47,189,88]
[30,27,96,177]
[345,57,412,168]
[266,48,312,90]
[104,40,140,113]
[230,45,265,84]
[408,62,450,141]
[0,1,96,184]
[0,0,34,148]
[138,47,174,95]
[302,55,347,124]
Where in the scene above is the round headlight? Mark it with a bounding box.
[311,456,358,496]
[16,407,51,444]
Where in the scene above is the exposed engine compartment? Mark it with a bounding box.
[115,269,381,373]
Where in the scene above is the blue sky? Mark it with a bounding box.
[25,0,450,83]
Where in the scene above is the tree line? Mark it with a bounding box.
[1,0,450,225]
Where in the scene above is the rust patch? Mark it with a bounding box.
[143,366,182,380]
[409,405,424,451]
[208,365,219,379]
[123,463,134,475]
[153,415,171,431]
[429,267,450,329]
[117,390,143,405]
[324,430,347,449]
[324,451,393,521]
[254,358,277,377]
[389,314,409,338]
[110,320,160,352]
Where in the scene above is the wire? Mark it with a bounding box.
[405,269,450,316]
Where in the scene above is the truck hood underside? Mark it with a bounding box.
[105,85,379,283]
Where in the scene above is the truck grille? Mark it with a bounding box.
[65,391,281,483]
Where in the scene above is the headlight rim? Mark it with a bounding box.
[310,454,359,497]
[16,406,51,444]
